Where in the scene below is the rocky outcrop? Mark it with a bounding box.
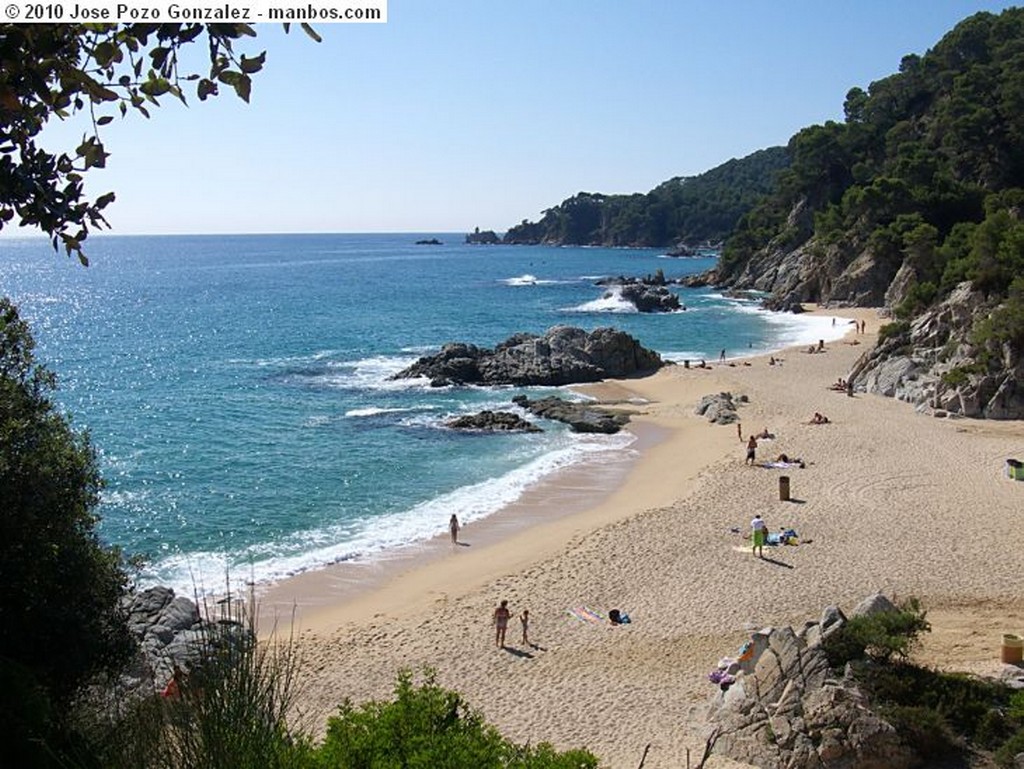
[853,283,1024,418]
[465,228,500,245]
[446,410,542,433]
[615,284,682,312]
[705,595,917,769]
[511,394,632,434]
[391,326,666,387]
[694,392,744,424]
[594,271,684,312]
[119,586,249,695]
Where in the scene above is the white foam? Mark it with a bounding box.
[563,286,638,314]
[345,406,420,418]
[140,431,637,596]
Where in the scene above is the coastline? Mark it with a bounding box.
[270,306,1024,767]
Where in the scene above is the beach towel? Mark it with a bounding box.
[567,605,606,624]
[758,461,803,469]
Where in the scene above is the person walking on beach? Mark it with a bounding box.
[745,435,758,466]
[493,599,511,648]
[520,609,530,646]
[719,348,726,363]
[449,514,460,545]
[737,422,742,441]
[751,514,767,558]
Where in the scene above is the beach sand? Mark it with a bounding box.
[262,308,1024,768]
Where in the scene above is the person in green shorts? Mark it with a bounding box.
[751,514,767,558]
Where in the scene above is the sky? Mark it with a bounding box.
[21,1,1024,234]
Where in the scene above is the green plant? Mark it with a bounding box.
[995,727,1024,766]
[822,598,930,668]
[315,668,598,769]
[880,705,959,758]
[878,320,911,343]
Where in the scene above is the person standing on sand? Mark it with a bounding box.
[493,599,511,648]
[737,422,742,441]
[520,609,530,646]
[719,349,726,362]
[449,514,460,545]
[745,435,758,466]
[751,514,767,558]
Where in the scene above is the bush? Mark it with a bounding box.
[315,669,598,769]
[878,320,911,343]
[880,705,959,758]
[822,598,930,668]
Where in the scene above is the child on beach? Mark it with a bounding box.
[520,609,530,646]
[493,599,511,648]
[745,435,758,465]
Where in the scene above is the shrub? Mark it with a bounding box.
[880,705,959,758]
[995,727,1024,767]
[315,669,598,769]
[822,598,930,668]
[878,320,911,343]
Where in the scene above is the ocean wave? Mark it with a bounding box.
[501,274,562,286]
[562,286,638,314]
[345,406,423,418]
[139,431,637,596]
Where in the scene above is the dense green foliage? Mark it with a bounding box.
[823,599,1024,765]
[822,598,931,668]
[0,23,319,263]
[0,298,133,765]
[504,147,789,247]
[721,8,1024,341]
[316,669,598,769]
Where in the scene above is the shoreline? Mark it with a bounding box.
[257,303,864,625]
[274,305,1024,767]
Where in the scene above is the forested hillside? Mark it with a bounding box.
[705,9,1024,418]
[503,147,789,248]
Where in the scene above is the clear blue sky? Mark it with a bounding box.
[32,1,1023,234]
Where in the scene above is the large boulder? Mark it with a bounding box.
[705,597,918,769]
[392,326,665,387]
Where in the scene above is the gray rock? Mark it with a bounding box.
[511,395,632,434]
[695,392,741,424]
[391,326,665,387]
[851,593,897,618]
[446,410,542,433]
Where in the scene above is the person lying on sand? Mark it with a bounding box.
[808,412,830,425]
[829,378,847,391]
[776,453,806,468]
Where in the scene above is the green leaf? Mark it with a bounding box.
[96,115,113,126]
[94,41,116,67]
[240,51,266,74]
[233,73,251,103]
[197,78,218,101]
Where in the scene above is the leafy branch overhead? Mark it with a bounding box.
[0,23,317,264]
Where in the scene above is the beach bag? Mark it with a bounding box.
[608,609,621,624]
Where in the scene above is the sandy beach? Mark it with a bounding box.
[261,309,1024,768]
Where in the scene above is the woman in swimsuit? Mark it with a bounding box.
[493,599,511,648]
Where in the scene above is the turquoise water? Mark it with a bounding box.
[0,234,844,593]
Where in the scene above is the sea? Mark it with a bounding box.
[0,233,848,595]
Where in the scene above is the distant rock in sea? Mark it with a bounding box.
[465,227,501,245]
[415,238,443,245]
[390,325,666,387]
